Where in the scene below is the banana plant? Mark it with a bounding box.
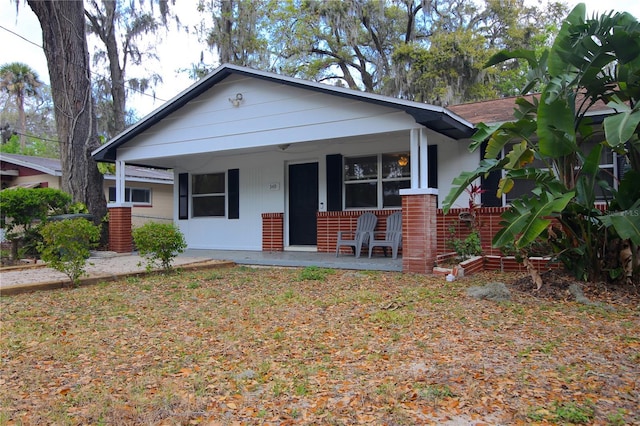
[443,3,640,282]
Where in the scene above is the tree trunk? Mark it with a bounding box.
[28,1,108,230]
[85,0,127,134]
[17,92,26,151]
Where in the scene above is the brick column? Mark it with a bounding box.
[262,213,284,251]
[108,204,133,253]
[400,188,438,274]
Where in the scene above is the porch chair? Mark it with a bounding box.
[368,211,402,259]
[336,212,377,258]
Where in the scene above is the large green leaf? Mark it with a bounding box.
[484,48,539,69]
[574,143,603,207]
[504,141,535,169]
[548,3,586,77]
[469,122,503,153]
[613,170,640,210]
[603,106,640,147]
[442,159,506,214]
[483,119,537,161]
[600,209,640,245]
[608,16,640,65]
[493,191,575,249]
[537,90,577,157]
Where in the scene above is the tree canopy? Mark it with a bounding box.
[0,62,42,150]
[85,0,176,138]
[195,0,566,104]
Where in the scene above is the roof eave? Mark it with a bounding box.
[0,155,61,176]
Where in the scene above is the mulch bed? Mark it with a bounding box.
[510,269,640,306]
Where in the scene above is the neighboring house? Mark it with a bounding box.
[93,63,478,273]
[0,153,174,227]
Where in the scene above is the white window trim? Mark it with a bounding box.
[191,171,227,218]
[108,186,152,206]
[343,152,410,210]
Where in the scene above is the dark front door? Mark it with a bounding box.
[289,162,318,245]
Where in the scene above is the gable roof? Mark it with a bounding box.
[0,153,173,184]
[93,63,476,162]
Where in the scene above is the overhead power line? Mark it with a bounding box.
[0,24,168,103]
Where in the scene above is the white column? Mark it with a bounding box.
[419,128,429,189]
[410,128,420,189]
[115,159,126,204]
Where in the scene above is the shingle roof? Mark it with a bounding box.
[0,153,173,184]
[448,93,614,125]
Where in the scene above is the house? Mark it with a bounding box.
[93,63,478,273]
[93,64,623,273]
[0,153,174,227]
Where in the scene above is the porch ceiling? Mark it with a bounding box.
[114,131,407,170]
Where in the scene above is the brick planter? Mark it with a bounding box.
[433,254,561,277]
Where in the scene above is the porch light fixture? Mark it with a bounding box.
[397,155,408,167]
[229,92,244,107]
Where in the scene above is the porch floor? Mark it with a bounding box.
[181,249,403,272]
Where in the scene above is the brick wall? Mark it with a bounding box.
[317,210,399,255]
[402,193,438,274]
[261,213,284,251]
[437,207,508,255]
[108,206,132,253]
[279,207,509,258]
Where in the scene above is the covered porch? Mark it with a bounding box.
[182,248,402,272]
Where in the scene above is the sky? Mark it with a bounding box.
[1,0,640,118]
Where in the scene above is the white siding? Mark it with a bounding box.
[437,139,483,209]
[116,75,419,166]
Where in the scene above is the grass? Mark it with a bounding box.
[1,267,638,425]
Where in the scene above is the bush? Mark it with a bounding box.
[0,187,82,260]
[448,229,482,261]
[38,218,101,287]
[132,222,187,271]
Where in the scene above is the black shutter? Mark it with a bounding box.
[178,173,188,220]
[428,144,438,188]
[326,154,343,211]
[228,168,239,219]
[480,140,503,207]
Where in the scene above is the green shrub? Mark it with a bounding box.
[448,229,482,261]
[0,187,85,260]
[38,218,101,287]
[132,222,187,271]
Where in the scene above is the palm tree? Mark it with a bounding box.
[0,62,43,151]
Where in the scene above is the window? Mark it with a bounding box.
[192,172,226,217]
[504,140,619,204]
[344,153,410,209]
[108,187,151,205]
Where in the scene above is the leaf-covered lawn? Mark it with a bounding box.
[1,266,638,425]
